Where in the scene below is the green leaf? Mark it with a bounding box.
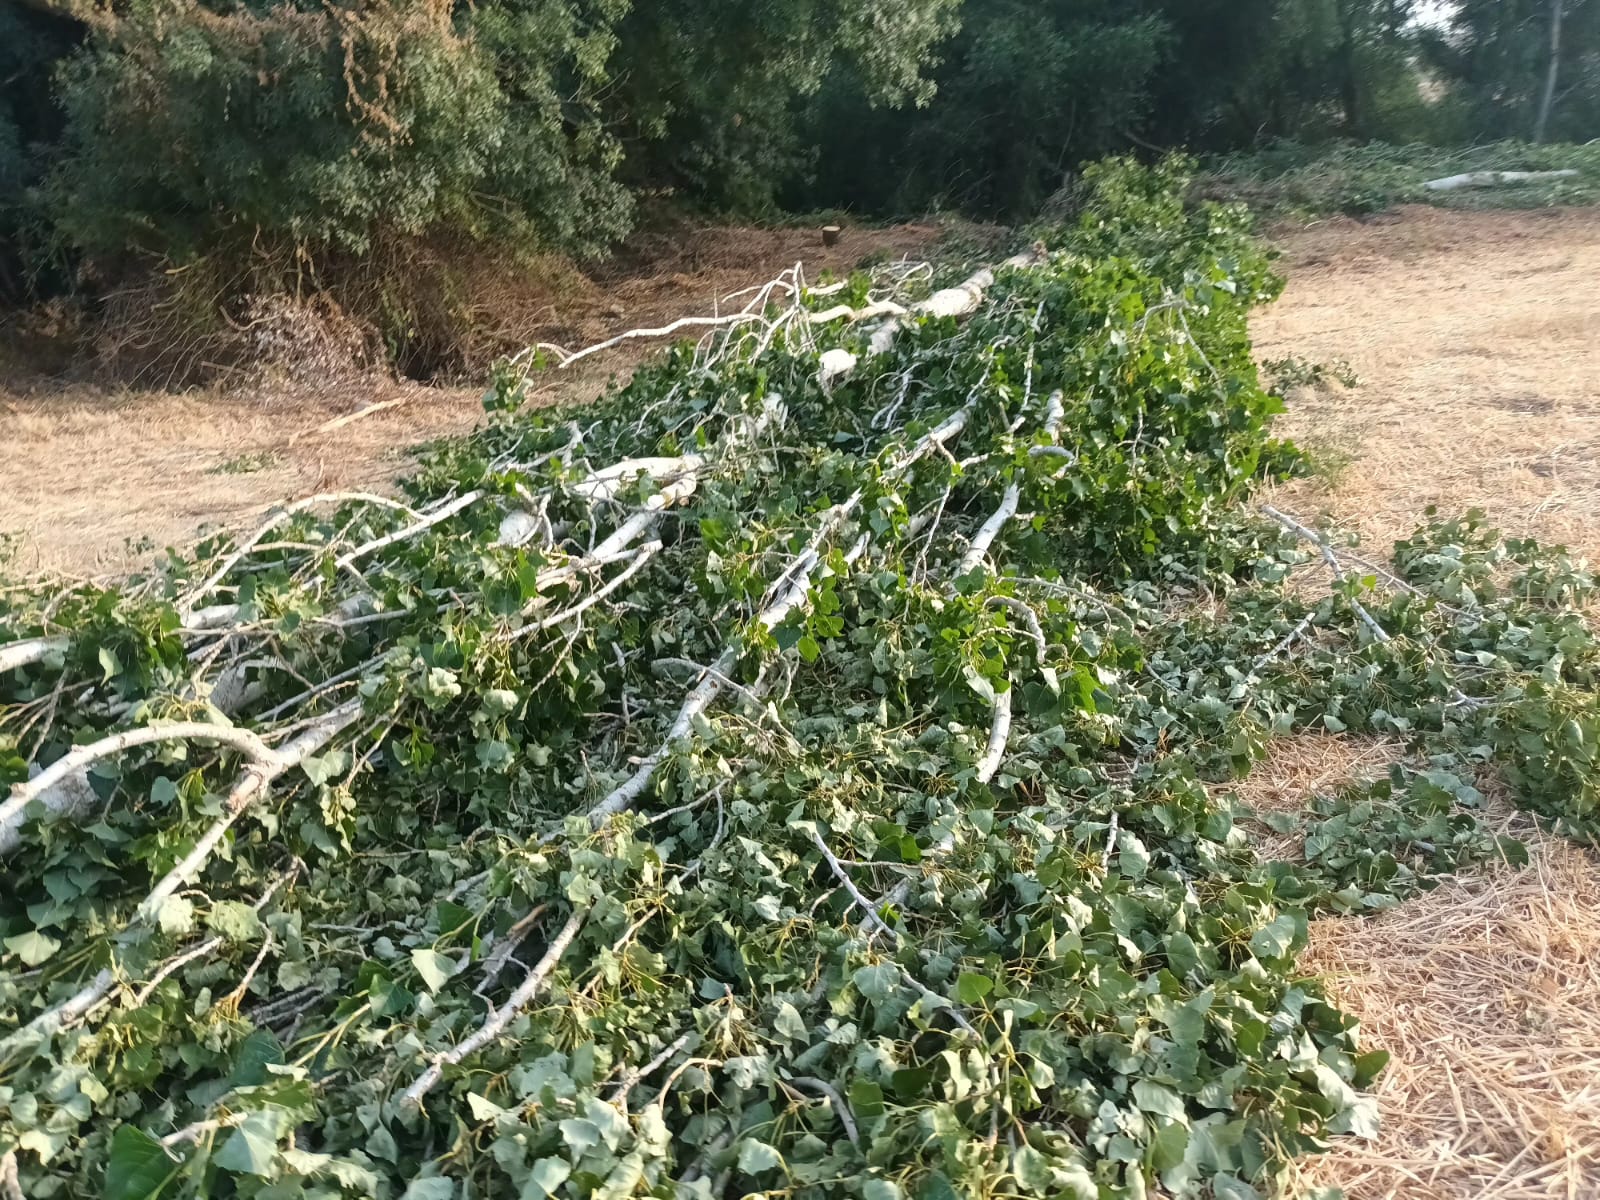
[156,896,195,936]
[230,1030,285,1087]
[1011,1145,1051,1190]
[1132,1079,1186,1120]
[1211,1175,1264,1200]
[863,1181,904,1200]
[105,1126,180,1200]
[1164,989,1213,1048]
[774,1001,808,1043]
[1149,1119,1189,1173]
[366,1126,398,1163]
[411,948,458,993]
[1329,1094,1382,1140]
[848,1079,884,1119]
[559,1117,601,1156]
[434,900,474,943]
[521,1159,572,1199]
[1353,1048,1391,1087]
[955,972,994,1004]
[891,1066,933,1099]
[4,929,61,966]
[400,1179,456,1200]
[853,963,900,1003]
[1248,912,1304,961]
[961,664,996,704]
[735,1138,785,1176]
[596,1151,645,1200]
[207,901,264,942]
[214,1110,282,1177]
[368,974,415,1018]
[467,1093,508,1122]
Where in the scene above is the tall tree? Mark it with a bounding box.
[795,0,1170,217]
[603,0,961,211]
[1535,0,1565,141]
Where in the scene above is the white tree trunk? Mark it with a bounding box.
[1423,169,1577,192]
[1535,0,1564,144]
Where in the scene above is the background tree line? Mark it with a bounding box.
[0,0,1593,371]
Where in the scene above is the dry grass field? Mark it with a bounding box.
[0,221,947,577]
[1255,206,1600,1200]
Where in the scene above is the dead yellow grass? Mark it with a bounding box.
[1256,206,1600,562]
[0,382,483,577]
[1230,732,1406,862]
[1254,206,1600,1199]
[1291,830,1600,1200]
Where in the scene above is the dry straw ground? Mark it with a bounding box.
[1252,206,1600,1200]
[2,206,1597,1197]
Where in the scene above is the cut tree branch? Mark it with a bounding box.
[1,721,278,856]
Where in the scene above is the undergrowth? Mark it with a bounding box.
[1,160,1597,1200]
[1200,140,1600,217]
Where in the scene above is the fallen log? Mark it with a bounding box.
[1423,169,1579,192]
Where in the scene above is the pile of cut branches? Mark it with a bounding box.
[4,160,1599,1200]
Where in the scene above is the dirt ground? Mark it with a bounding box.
[3,205,1599,1196]
[0,220,948,577]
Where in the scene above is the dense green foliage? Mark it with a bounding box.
[47,0,633,262]
[801,0,1446,217]
[2,0,1596,364]
[3,160,1599,1200]
[1421,0,1600,143]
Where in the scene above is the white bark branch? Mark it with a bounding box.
[569,456,704,508]
[334,491,484,575]
[957,485,1021,576]
[0,636,70,675]
[500,541,664,643]
[1,722,278,855]
[0,872,293,1059]
[533,315,765,371]
[402,907,586,1106]
[1423,169,1577,192]
[821,251,1046,388]
[973,686,1014,785]
[578,394,967,831]
[958,390,1064,579]
[132,701,362,927]
[180,493,422,615]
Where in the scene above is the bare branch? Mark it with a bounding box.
[402,907,586,1106]
[0,636,70,676]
